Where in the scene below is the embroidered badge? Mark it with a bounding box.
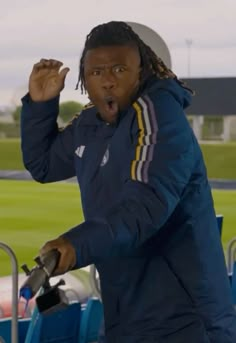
[100,148,109,166]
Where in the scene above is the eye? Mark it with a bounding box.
[91,70,101,76]
[113,66,125,73]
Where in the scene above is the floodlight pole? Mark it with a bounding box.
[0,242,18,343]
[186,39,193,77]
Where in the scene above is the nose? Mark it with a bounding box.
[102,70,116,90]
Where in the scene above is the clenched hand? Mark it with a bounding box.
[29,58,70,102]
[40,236,77,276]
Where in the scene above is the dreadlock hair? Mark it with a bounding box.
[75,21,193,95]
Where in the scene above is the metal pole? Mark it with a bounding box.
[227,237,236,275]
[186,39,193,78]
[0,242,18,343]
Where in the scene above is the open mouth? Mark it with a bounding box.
[104,97,119,118]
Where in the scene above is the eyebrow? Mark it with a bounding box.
[89,63,127,70]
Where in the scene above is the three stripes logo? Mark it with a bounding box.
[75,145,85,158]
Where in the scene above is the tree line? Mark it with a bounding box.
[12,101,84,123]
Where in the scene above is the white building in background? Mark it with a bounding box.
[182,77,236,141]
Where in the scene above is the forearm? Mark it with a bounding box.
[62,178,187,268]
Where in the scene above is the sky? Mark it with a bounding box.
[0,0,235,107]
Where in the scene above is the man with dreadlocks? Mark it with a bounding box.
[21,21,236,342]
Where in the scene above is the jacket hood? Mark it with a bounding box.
[144,76,192,110]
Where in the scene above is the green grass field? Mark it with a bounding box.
[201,142,236,179]
[0,139,236,179]
[0,180,235,276]
[0,180,83,276]
[0,139,24,170]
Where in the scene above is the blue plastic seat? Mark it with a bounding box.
[0,318,12,343]
[25,302,81,343]
[79,298,103,343]
[0,317,30,343]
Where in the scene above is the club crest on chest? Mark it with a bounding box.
[100,148,110,167]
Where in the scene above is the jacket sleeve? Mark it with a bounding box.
[21,94,76,183]
[62,89,195,268]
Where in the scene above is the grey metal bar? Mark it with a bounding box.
[0,242,18,343]
[233,247,236,270]
[227,237,236,274]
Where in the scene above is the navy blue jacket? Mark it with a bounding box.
[21,77,236,342]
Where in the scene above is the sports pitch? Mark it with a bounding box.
[1,139,236,179]
[0,180,236,276]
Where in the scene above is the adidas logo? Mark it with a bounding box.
[75,145,85,158]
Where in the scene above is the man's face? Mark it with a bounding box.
[84,44,141,123]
